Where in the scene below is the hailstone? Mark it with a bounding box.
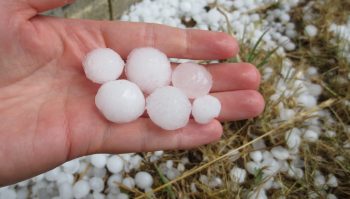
[135,171,153,190]
[106,155,124,174]
[83,48,124,84]
[95,80,145,123]
[172,62,213,99]
[126,47,172,94]
[192,95,221,124]
[146,86,191,130]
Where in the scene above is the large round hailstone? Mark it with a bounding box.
[172,62,213,99]
[95,80,145,123]
[135,171,153,190]
[192,95,221,124]
[73,180,90,199]
[106,155,124,174]
[83,48,125,84]
[146,86,191,130]
[126,47,171,94]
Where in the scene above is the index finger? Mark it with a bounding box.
[98,21,239,60]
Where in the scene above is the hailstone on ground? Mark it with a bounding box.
[126,47,172,94]
[83,48,125,84]
[95,80,145,123]
[172,62,213,99]
[135,171,153,190]
[146,86,191,130]
[192,95,221,124]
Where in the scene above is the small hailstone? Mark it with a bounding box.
[314,173,326,188]
[190,182,198,193]
[286,128,302,149]
[146,86,191,130]
[126,47,171,94]
[95,80,145,123]
[135,171,153,190]
[246,161,261,175]
[92,167,107,178]
[62,159,80,174]
[0,188,17,199]
[93,192,106,199]
[327,174,338,187]
[177,163,185,172]
[327,194,338,199]
[262,158,281,175]
[166,168,180,180]
[250,151,263,163]
[199,175,209,185]
[17,180,29,187]
[83,48,124,84]
[107,155,124,174]
[120,153,133,162]
[305,25,318,37]
[90,154,108,168]
[192,95,221,124]
[166,160,173,168]
[262,176,274,190]
[172,62,213,99]
[271,146,290,160]
[107,174,122,188]
[59,183,73,199]
[208,177,223,188]
[180,2,191,12]
[303,129,319,142]
[16,188,29,199]
[230,167,247,184]
[44,167,61,182]
[116,193,129,199]
[307,66,318,76]
[89,177,104,192]
[287,166,304,179]
[129,155,143,170]
[57,173,74,185]
[248,189,267,199]
[325,130,336,138]
[73,180,90,199]
[154,150,164,156]
[122,177,135,189]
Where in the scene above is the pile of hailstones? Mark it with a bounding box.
[84,47,221,130]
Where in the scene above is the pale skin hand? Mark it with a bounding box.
[0,0,265,186]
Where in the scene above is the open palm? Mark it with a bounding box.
[0,0,264,185]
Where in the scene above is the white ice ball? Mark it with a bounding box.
[192,95,221,124]
[230,167,247,184]
[172,62,213,99]
[62,159,80,174]
[126,47,171,94]
[95,80,145,123]
[90,154,108,168]
[135,171,153,190]
[305,25,318,38]
[89,177,104,192]
[122,177,135,189]
[73,180,90,199]
[146,86,191,130]
[271,146,290,160]
[59,183,73,199]
[107,155,124,174]
[83,48,125,84]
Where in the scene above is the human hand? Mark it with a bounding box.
[0,0,264,185]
